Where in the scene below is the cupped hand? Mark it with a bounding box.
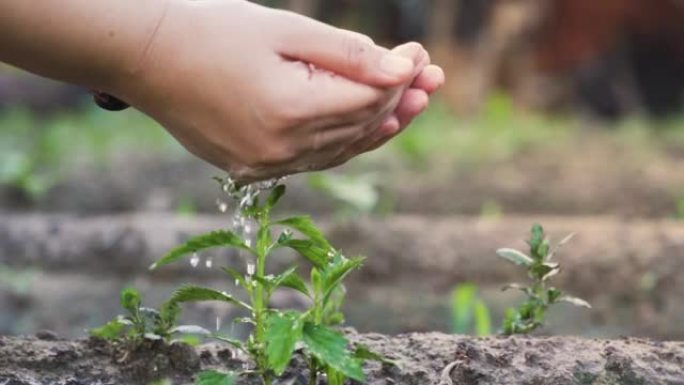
[110,0,444,182]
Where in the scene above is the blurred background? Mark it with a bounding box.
[1,0,684,341]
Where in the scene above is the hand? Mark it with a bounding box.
[109,0,444,182]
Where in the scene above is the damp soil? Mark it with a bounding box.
[1,332,683,385]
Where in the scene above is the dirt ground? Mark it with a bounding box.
[2,332,683,385]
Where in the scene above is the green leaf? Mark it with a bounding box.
[151,231,250,270]
[301,323,364,382]
[168,285,252,311]
[275,216,332,250]
[353,344,395,365]
[265,312,304,375]
[473,300,492,336]
[196,370,236,385]
[221,267,249,291]
[451,283,476,334]
[530,262,559,280]
[170,325,212,336]
[90,318,128,340]
[213,334,245,350]
[322,256,364,302]
[547,288,562,303]
[120,287,142,316]
[528,224,544,250]
[265,185,286,212]
[279,239,328,268]
[559,296,591,308]
[273,267,311,297]
[496,248,533,266]
[501,283,530,294]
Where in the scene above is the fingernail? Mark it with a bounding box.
[380,54,414,79]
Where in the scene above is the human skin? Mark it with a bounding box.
[0,0,444,182]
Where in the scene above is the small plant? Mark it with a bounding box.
[450,283,492,336]
[151,179,384,385]
[90,287,184,342]
[497,224,591,335]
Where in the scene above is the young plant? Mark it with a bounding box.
[90,287,184,342]
[450,283,492,336]
[497,224,591,335]
[151,180,383,385]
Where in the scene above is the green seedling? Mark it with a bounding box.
[450,283,492,336]
[151,179,385,385]
[497,224,591,335]
[90,287,202,343]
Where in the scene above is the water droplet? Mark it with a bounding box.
[205,257,213,268]
[245,239,252,248]
[235,279,240,286]
[190,252,200,268]
[216,316,221,332]
[216,199,228,213]
[246,262,255,276]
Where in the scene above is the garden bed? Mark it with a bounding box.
[2,214,684,340]
[2,332,683,385]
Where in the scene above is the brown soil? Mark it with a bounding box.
[1,332,683,385]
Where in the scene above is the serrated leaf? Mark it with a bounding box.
[275,216,332,250]
[221,267,249,290]
[279,239,328,268]
[322,256,364,302]
[213,334,244,350]
[265,185,286,212]
[501,283,529,293]
[120,287,142,315]
[168,285,252,311]
[170,325,212,336]
[150,231,250,270]
[302,323,364,382]
[272,267,311,297]
[196,370,236,385]
[548,232,575,260]
[496,248,533,266]
[353,344,395,365]
[266,312,304,375]
[559,296,591,308]
[90,318,128,340]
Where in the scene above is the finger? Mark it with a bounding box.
[391,42,431,77]
[279,60,390,119]
[362,115,401,153]
[411,65,445,94]
[275,13,415,87]
[395,88,430,127]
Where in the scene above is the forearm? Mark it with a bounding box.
[0,0,169,91]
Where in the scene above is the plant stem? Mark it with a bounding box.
[253,214,271,385]
[308,356,318,385]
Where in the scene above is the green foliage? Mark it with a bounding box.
[149,180,382,385]
[196,370,236,385]
[90,287,197,343]
[450,284,492,336]
[150,230,250,270]
[307,172,382,216]
[497,224,590,335]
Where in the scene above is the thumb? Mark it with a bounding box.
[276,15,415,87]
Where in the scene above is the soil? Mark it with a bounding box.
[1,332,683,385]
